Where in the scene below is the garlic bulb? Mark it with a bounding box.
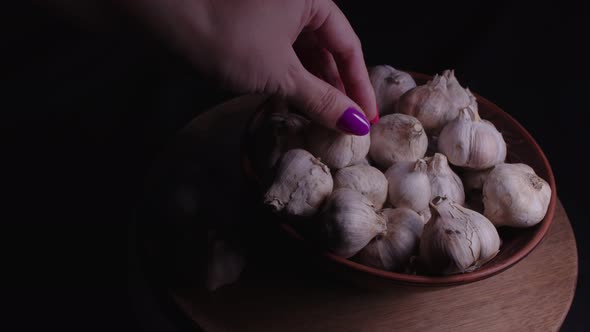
[369,113,428,169]
[306,123,370,170]
[438,108,507,169]
[369,65,417,115]
[265,112,309,168]
[442,69,472,112]
[249,99,309,173]
[354,208,423,271]
[384,159,431,212]
[483,163,551,228]
[418,208,432,224]
[334,164,388,210]
[465,88,479,113]
[420,196,500,275]
[206,234,246,291]
[397,74,456,135]
[318,188,387,258]
[425,153,465,205]
[264,149,333,216]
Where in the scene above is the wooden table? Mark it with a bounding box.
[163,97,578,332]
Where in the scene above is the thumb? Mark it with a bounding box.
[287,66,371,136]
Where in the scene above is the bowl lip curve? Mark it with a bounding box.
[240,70,557,286]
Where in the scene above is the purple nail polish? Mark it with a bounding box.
[337,107,370,135]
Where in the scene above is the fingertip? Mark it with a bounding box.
[336,107,370,136]
[289,63,371,135]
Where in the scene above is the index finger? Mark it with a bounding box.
[304,0,377,122]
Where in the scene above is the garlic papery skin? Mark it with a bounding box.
[483,163,551,228]
[264,149,333,216]
[265,112,309,169]
[419,208,432,224]
[465,88,479,113]
[369,113,428,169]
[438,108,507,169]
[334,164,388,210]
[249,99,309,173]
[306,123,370,170]
[419,196,500,275]
[397,74,456,135]
[425,153,465,205]
[354,208,423,271]
[442,69,472,112]
[369,65,417,115]
[385,159,431,212]
[318,188,387,258]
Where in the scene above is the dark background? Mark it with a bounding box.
[3,1,587,331]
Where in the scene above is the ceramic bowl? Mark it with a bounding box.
[241,71,557,286]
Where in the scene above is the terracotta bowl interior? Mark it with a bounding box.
[241,71,557,286]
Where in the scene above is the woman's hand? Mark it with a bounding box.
[128,0,377,135]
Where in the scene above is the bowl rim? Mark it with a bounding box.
[240,71,557,286]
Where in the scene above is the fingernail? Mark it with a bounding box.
[337,107,370,135]
[370,111,380,125]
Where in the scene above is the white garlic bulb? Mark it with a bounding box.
[418,208,432,224]
[483,163,551,228]
[438,108,507,169]
[264,149,333,216]
[265,112,309,168]
[306,123,370,170]
[334,164,388,210]
[425,153,465,205]
[369,113,428,169]
[465,88,479,113]
[420,196,500,275]
[206,234,246,291]
[249,99,309,173]
[354,208,423,271]
[385,159,431,212]
[397,74,456,135]
[318,188,387,258]
[461,163,533,197]
[442,69,472,112]
[369,65,417,115]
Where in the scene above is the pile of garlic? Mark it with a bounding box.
[257,66,552,275]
